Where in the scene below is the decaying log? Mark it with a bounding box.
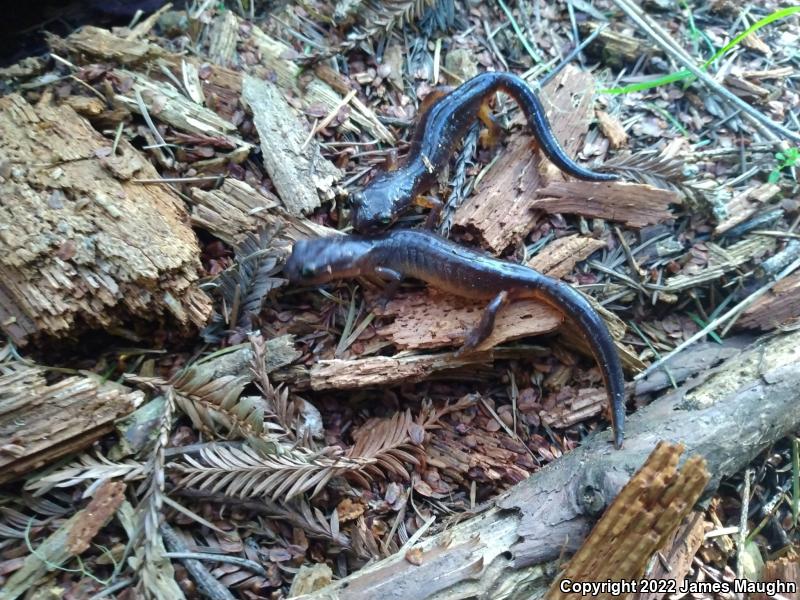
[242,75,343,216]
[295,329,800,600]
[451,67,597,253]
[0,480,126,600]
[0,361,143,485]
[0,93,212,346]
[545,442,709,600]
[531,180,678,228]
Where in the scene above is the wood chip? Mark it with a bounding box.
[0,364,143,485]
[451,66,598,253]
[595,110,628,149]
[527,234,607,278]
[376,289,563,351]
[531,180,678,228]
[714,183,781,235]
[633,511,707,600]
[242,75,342,216]
[546,442,709,600]
[738,272,800,331]
[190,179,338,244]
[66,481,127,554]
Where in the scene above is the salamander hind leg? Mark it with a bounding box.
[455,291,510,356]
[372,266,403,310]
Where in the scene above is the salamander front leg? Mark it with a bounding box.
[455,291,510,356]
[414,195,444,230]
[478,101,503,148]
[373,266,404,310]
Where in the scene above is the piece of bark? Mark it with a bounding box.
[633,511,707,600]
[309,348,539,391]
[295,329,800,600]
[0,93,212,346]
[531,180,678,228]
[207,10,239,67]
[595,110,629,149]
[0,480,126,600]
[527,234,607,278]
[0,363,143,485]
[633,338,751,396]
[242,75,343,216]
[244,26,394,144]
[115,68,246,147]
[190,179,339,244]
[753,556,800,600]
[51,25,162,64]
[714,183,781,235]
[581,22,660,67]
[375,290,563,351]
[737,272,800,331]
[545,443,709,600]
[540,387,611,429]
[665,236,775,291]
[194,335,301,380]
[451,67,598,253]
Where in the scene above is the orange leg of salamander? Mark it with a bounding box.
[414,195,444,230]
[477,100,503,148]
[383,148,399,172]
[454,290,511,356]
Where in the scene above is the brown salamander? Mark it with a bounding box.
[351,71,619,233]
[284,229,626,448]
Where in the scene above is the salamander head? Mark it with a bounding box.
[284,236,373,285]
[350,172,415,233]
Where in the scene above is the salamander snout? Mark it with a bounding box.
[284,237,373,285]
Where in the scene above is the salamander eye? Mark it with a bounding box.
[379,215,392,225]
[351,193,364,208]
[301,266,316,278]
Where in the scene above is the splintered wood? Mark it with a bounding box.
[531,180,678,228]
[190,179,339,244]
[527,234,607,278]
[0,93,212,345]
[451,67,595,253]
[545,442,709,600]
[0,362,143,485]
[242,75,342,216]
[375,289,563,351]
[633,511,706,600]
[451,67,676,252]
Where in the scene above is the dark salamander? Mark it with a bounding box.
[284,229,626,449]
[351,71,619,233]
